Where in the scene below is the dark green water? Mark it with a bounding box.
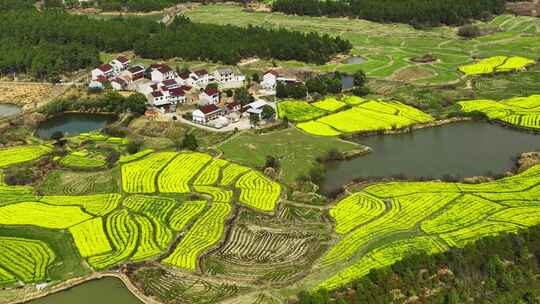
[27,277,142,304]
[0,103,22,117]
[36,113,116,139]
[321,121,540,194]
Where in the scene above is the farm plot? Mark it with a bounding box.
[158,152,212,193]
[69,218,112,257]
[315,100,433,134]
[277,100,328,122]
[0,202,92,229]
[236,171,281,211]
[312,97,347,112]
[458,56,535,75]
[119,149,154,163]
[0,237,56,283]
[0,145,52,168]
[39,194,121,216]
[122,152,177,193]
[317,164,540,290]
[163,202,232,271]
[59,151,106,169]
[459,94,540,129]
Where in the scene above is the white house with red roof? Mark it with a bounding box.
[169,87,187,104]
[91,64,114,80]
[110,56,130,74]
[160,79,180,90]
[151,65,176,82]
[261,70,280,90]
[199,87,220,105]
[192,104,225,124]
[177,71,191,86]
[125,64,145,81]
[190,69,213,88]
[111,77,128,91]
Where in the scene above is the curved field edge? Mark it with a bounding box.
[305,164,540,290]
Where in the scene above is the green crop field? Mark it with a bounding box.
[291,97,434,136]
[184,5,540,85]
[0,146,283,286]
[458,56,535,75]
[0,145,52,168]
[59,151,106,169]
[459,94,540,129]
[313,164,540,290]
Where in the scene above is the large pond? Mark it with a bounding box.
[36,113,116,139]
[27,277,142,304]
[321,121,540,194]
[0,103,22,117]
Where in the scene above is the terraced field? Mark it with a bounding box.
[185,5,540,85]
[314,164,540,290]
[0,148,282,285]
[459,94,540,130]
[290,97,434,136]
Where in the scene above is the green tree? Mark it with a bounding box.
[261,105,275,120]
[353,70,367,87]
[182,133,198,151]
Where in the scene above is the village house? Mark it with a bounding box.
[190,69,213,87]
[177,71,191,86]
[244,99,274,120]
[91,63,114,80]
[89,75,108,90]
[125,65,145,81]
[214,68,234,83]
[169,87,187,104]
[110,56,130,74]
[226,101,241,113]
[111,77,128,91]
[160,79,180,90]
[150,64,176,83]
[192,104,225,124]
[198,87,220,105]
[260,70,298,90]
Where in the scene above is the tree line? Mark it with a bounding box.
[0,9,350,80]
[296,225,540,304]
[272,0,506,26]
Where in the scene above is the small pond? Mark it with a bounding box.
[36,113,116,139]
[344,56,367,64]
[27,277,142,304]
[321,121,540,194]
[0,103,22,117]
[341,75,354,91]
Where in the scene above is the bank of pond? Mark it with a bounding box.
[35,113,117,139]
[321,121,540,194]
[26,277,142,304]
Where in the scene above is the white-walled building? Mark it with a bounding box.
[190,69,213,88]
[151,65,176,83]
[199,88,220,105]
[91,64,114,80]
[192,104,224,124]
[261,70,280,90]
[111,77,128,91]
[110,56,130,74]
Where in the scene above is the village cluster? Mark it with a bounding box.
[89,56,285,129]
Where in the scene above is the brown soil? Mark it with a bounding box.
[387,67,436,82]
[0,83,57,109]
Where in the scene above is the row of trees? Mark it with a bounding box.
[38,92,147,116]
[0,9,350,79]
[272,0,505,26]
[297,225,540,304]
[276,70,368,99]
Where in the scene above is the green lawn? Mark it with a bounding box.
[219,128,360,183]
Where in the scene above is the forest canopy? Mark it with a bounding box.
[272,0,506,26]
[0,10,351,80]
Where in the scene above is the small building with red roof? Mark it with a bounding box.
[192,104,225,124]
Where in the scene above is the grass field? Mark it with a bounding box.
[311,164,540,290]
[219,128,360,183]
[184,5,540,85]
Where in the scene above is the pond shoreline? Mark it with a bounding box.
[6,272,159,304]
